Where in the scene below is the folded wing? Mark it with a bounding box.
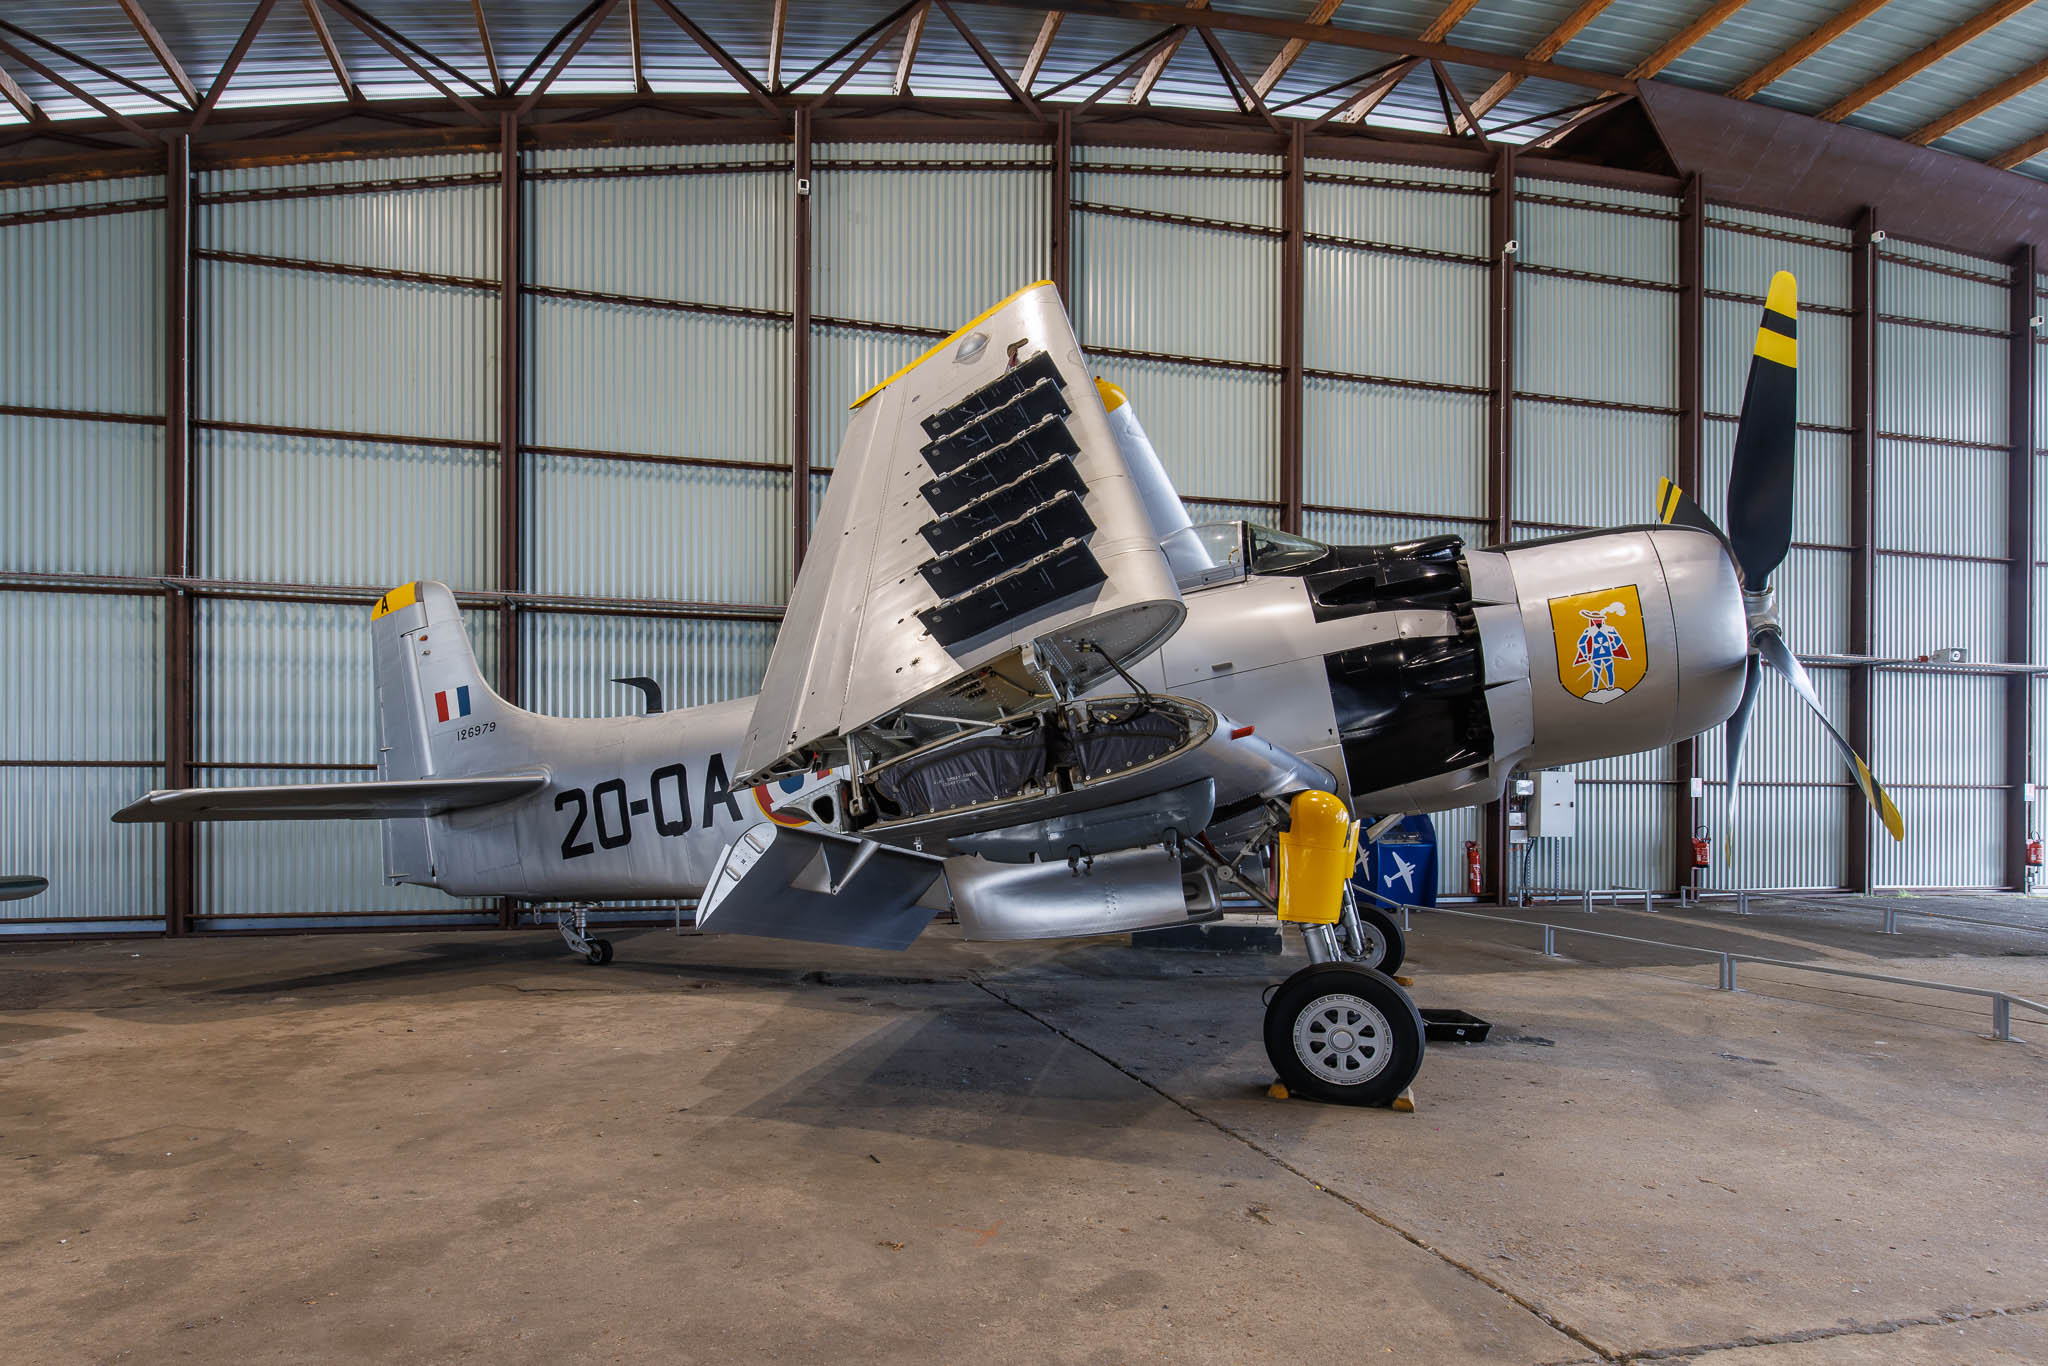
[737,281,1186,785]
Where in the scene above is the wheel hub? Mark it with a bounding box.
[1292,991,1392,1086]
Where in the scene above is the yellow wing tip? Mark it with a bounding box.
[1765,269,1797,318]
[848,279,1059,411]
[1095,377,1128,411]
[371,582,420,620]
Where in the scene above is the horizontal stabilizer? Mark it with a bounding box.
[112,772,550,824]
[0,875,48,903]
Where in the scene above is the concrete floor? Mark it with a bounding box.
[2,895,2045,1364]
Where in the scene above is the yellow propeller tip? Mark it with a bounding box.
[1765,270,1797,318]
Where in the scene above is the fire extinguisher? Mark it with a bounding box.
[1690,824,1712,870]
[2027,835,2043,868]
[1465,840,1483,896]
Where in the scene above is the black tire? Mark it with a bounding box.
[592,938,614,965]
[1347,902,1406,976]
[1263,962,1425,1107]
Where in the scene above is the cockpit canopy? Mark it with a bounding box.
[1164,520,1331,590]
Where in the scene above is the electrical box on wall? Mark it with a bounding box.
[1526,770,1576,839]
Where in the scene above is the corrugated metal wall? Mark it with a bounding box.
[0,135,2032,931]
[1075,146,1280,509]
[1695,206,1857,893]
[1,174,167,930]
[1510,178,1683,893]
[1872,241,2012,889]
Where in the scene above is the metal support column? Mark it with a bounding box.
[163,133,193,936]
[792,108,813,567]
[2006,243,2038,890]
[1673,173,1704,895]
[1847,208,1879,893]
[1050,108,1071,301]
[1279,122,1304,534]
[496,113,522,930]
[1486,144,1515,549]
[1482,143,1516,901]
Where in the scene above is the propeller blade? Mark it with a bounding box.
[1726,271,1798,590]
[1655,476,1725,538]
[1752,628,1904,842]
[1724,652,1763,858]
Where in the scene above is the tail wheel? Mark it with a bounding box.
[584,938,614,966]
[1263,962,1424,1107]
[1345,901,1406,976]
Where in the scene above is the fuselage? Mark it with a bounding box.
[405,522,1750,902]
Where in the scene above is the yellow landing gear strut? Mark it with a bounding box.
[1263,791,1425,1107]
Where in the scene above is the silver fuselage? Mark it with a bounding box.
[407,524,1749,903]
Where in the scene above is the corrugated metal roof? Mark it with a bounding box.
[2,3,2046,180]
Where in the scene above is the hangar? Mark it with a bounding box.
[3,3,2048,1362]
[5,2,2048,934]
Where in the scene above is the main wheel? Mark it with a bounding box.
[1263,962,1424,1107]
[1345,901,1406,976]
[585,938,614,965]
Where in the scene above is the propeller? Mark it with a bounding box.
[1656,270,1904,854]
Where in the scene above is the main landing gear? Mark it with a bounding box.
[556,905,613,965]
[1338,882,1407,976]
[1264,960,1424,1107]
[1248,790,1427,1106]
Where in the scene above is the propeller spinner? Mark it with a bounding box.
[1657,270,1904,852]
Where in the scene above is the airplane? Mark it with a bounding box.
[115,271,1900,1107]
[1383,851,1418,898]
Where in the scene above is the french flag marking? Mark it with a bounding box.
[434,686,471,723]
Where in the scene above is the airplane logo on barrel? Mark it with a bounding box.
[1548,585,1648,704]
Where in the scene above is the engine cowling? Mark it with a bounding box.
[1346,525,1749,812]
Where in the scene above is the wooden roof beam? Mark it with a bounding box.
[649,0,777,112]
[115,0,199,107]
[935,0,1042,117]
[1131,0,1206,104]
[1625,0,1751,81]
[1989,124,2048,170]
[1252,0,1342,97]
[0,58,45,125]
[301,0,363,106]
[805,5,923,111]
[767,0,787,91]
[894,3,930,95]
[0,32,157,141]
[1462,0,1619,125]
[472,1,504,95]
[325,0,488,123]
[1727,0,1889,99]
[1020,12,1062,89]
[969,0,1633,94]
[1332,58,1417,125]
[628,0,650,94]
[515,0,622,116]
[0,18,197,111]
[1909,54,2048,144]
[1820,0,2034,122]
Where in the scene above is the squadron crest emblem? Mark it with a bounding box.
[1548,585,1647,704]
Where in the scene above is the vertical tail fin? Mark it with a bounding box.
[370,580,515,781]
[370,580,520,887]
